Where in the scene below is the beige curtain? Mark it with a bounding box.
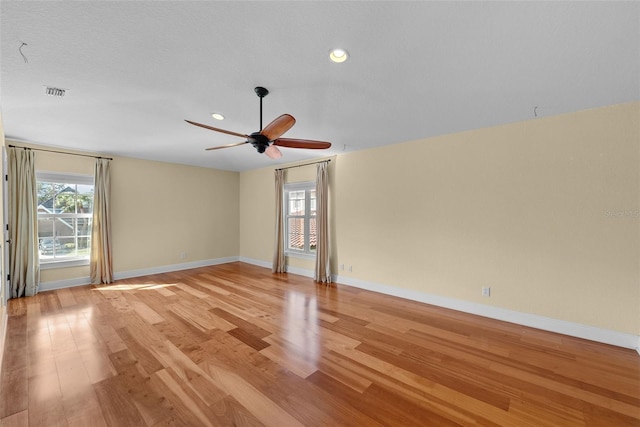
[7,147,40,297]
[272,169,286,273]
[314,162,331,283]
[90,158,113,284]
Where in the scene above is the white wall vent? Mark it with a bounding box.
[43,86,66,97]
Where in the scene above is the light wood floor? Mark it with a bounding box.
[0,262,638,426]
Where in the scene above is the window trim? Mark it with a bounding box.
[284,181,317,259]
[36,171,94,269]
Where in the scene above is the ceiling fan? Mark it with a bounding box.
[185,87,331,159]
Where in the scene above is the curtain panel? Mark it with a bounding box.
[90,158,113,284]
[272,169,286,273]
[314,162,331,283]
[7,147,40,297]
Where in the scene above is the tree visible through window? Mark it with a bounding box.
[284,182,316,256]
[36,172,94,264]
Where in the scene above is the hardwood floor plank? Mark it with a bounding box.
[168,302,226,332]
[112,362,174,427]
[115,326,165,375]
[151,368,219,427]
[0,410,27,427]
[316,350,373,393]
[93,373,147,427]
[1,262,638,426]
[55,287,78,308]
[199,360,305,427]
[27,369,66,427]
[260,334,319,379]
[209,307,272,339]
[131,300,166,325]
[0,368,28,420]
[208,395,264,427]
[227,328,270,351]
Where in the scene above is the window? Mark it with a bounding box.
[36,172,94,268]
[284,181,316,258]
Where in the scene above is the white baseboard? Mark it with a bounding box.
[332,274,639,351]
[238,257,271,269]
[238,256,316,279]
[39,256,240,291]
[39,275,92,291]
[113,256,239,281]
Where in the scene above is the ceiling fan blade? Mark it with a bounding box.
[273,138,332,149]
[185,120,250,139]
[205,141,248,151]
[261,114,296,141]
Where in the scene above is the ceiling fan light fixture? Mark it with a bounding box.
[329,48,349,63]
[211,113,224,120]
[265,145,283,159]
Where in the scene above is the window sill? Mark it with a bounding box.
[40,258,90,270]
[285,251,316,261]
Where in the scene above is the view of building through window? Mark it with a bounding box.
[37,175,94,263]
[285,183,316,255]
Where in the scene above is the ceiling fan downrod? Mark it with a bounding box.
[255,86,269,131]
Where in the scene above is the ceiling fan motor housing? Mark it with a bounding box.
[249,132,270,153]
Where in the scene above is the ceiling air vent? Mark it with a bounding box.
[43,86,66,97]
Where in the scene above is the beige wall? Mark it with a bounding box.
[240,102,640,336]
[110,156,239,272]
[7,143,240,282]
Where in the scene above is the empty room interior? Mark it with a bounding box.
[0,2,639,426]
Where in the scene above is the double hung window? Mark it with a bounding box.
[36,172,94,267]
[284,181,316,258]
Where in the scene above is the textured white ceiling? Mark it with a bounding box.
[1,1,638,172]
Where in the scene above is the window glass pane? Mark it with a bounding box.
[37,217,54,239]
[58,236,75,255]
[310,190,316,216]
[287,218,305,251]
[288,190,305,215]
[37,182,64,213]
[77,218,92,236]
[54,185,77,213]
[77,185,94,213]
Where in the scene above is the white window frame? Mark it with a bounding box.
[284,181,316,260]
[36,171,94,270]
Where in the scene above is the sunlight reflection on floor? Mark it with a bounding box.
[92,283,177,292]
[284,290,320,364]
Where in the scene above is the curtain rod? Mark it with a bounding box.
[275,159,330,171]
[8,144,113,161]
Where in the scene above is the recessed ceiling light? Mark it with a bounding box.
[329,48,349,63]
[211,113,224,120]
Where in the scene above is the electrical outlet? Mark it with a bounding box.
[482,286,491,297]
[340,264,344,271]
[348,266,353,273]
[180,252,187,259]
